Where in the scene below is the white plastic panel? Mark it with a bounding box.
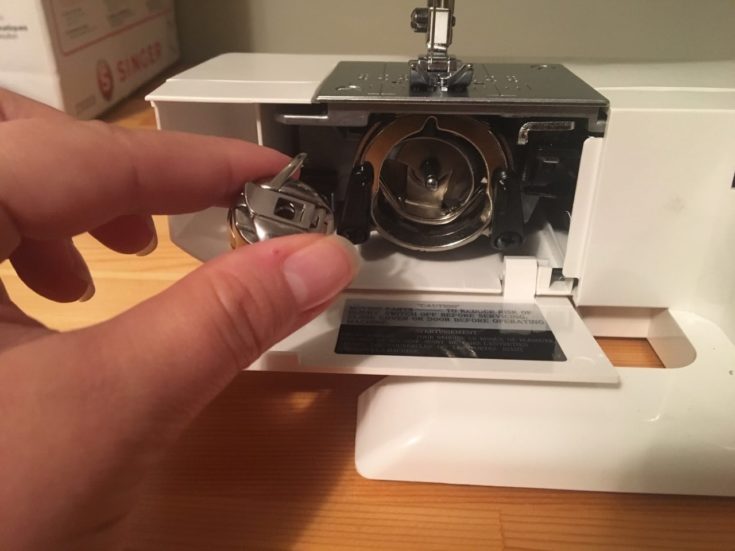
[148,53,405,104]
[563,137,603,279]
[150,80,323,105]
[252,293,618,384]
[689,170,735,343]
[578,307,697,369]
[567,60,735,91]
[152,102,261,140]
[169,53,404,84]
[574,93,735,309]
[168,208,231,262]
[355,309,735,496]
[351,238,503,295]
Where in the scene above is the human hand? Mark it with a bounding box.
[0,90,359,550]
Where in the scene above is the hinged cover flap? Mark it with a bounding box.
[253,292,619,384]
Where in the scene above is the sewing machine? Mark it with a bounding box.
[148,1,735,496]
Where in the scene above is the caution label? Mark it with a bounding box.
[335,300,566,361]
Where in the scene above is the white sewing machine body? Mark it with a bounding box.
[148,52,735,496]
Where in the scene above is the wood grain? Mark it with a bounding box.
[596,338,663,368]
[3,85,733,550]
[123,372,735,551]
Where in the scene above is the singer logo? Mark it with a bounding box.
[97,60,114,101]
[117,41,163,83]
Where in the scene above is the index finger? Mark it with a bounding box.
[0,115,290,247]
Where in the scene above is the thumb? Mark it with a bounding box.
[0,233,359,548]
[81,233,359,433]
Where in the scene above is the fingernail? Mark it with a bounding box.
[136,218,158,256]
[282,235,361,311]
[79,282,96,303]
[66,242,94,296]
[136,232,158,257]
[0,205,21,262]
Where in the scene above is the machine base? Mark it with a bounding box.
[355,310,735,496]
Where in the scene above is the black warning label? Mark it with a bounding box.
[335,300,566,361]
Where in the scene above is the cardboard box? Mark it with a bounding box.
[0,0,179,119]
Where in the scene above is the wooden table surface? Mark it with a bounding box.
[2,84,734,550]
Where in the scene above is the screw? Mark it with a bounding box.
[494,232,523,250]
